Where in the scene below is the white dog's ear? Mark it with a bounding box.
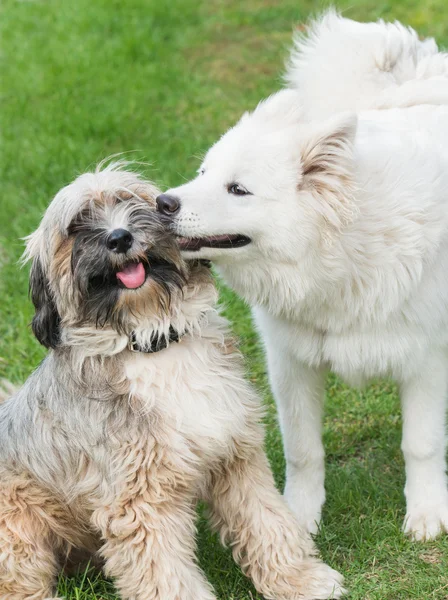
[299,112,357,233]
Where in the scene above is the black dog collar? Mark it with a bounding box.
[129,326,182,353]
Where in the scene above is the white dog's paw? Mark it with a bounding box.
[284,475,325,535]
[297,559,346,599]
[404,500,448,541]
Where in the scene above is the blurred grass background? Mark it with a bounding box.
[1,0,448,598]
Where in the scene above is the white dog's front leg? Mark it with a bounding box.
[257,310,326,534]
[400,352,448,541]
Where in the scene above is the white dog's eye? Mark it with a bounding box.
[198,168,205,176]
[228,183,250,196]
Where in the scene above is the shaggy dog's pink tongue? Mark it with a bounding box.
[116,262,146,289]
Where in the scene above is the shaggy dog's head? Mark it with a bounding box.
[24,164,208,351]
[157,90,357,267]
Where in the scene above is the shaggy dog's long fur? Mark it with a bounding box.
[0,165,344,600]
[159,13,448,543]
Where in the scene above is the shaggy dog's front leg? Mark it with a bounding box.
[208,451,344,600]
[401,351,448,541]
[93,495,216,600]
[91,437,217,600]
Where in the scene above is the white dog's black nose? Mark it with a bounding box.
[107,228,133,253]
[156,193,180,216]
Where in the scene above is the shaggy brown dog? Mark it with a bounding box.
[0,165,343,600]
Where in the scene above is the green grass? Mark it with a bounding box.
[1,0,448,598]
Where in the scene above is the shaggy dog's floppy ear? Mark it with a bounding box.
[300,112,357,232]
[29,258,61,349]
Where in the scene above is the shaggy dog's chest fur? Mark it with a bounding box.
[124,324,253,459]
[0,314,255,502]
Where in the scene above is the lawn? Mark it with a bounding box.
[1,0,448,598]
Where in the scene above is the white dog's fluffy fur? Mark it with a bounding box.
[161,12,448,541]
[286,9,448,119]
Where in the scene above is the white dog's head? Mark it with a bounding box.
[157,90,357,306]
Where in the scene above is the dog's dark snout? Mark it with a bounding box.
[106,228,133,253]
[156,194,180,216]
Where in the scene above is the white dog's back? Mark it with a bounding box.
[285,10,448,118]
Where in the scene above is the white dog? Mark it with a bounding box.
[157,12,448,542]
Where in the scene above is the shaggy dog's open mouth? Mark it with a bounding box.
[88,260,149,293]
[116,261,147,289]
[177,234,251,251]
[87,254,184,296]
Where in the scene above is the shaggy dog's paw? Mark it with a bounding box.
[295,559,346,599]
[404,500,448,541]
[272,558,345,600]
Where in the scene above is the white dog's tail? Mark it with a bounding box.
[285,9,448,119]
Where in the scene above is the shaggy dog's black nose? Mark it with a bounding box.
[156,194,180,216]
[107,229,133,253]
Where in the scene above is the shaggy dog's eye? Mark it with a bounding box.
[198,168,205,176]
[228,183,250,196]
[67,208,94,235]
